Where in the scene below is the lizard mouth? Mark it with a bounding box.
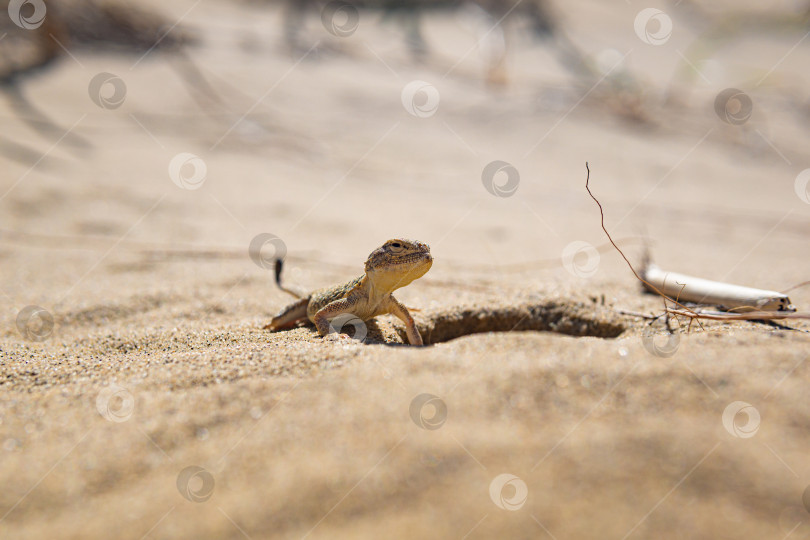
[395,252,432,266]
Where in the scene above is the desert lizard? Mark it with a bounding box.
[263,239,433,345]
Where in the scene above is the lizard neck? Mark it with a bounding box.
[361,272,395,303]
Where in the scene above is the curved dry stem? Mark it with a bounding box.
[584,163,699,317]
[584,163,809,326]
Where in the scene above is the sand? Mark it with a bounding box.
[1,0,810,538]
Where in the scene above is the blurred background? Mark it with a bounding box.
[2,0,809,283]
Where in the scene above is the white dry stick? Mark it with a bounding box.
[642,264,795,312]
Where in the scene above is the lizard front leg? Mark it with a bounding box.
[312,297,360,337]
[386,296,424,346]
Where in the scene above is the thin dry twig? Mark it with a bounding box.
[584,162,810,325]
[782,280,810,294]
[585,163,699,315]
[665,309,810,321]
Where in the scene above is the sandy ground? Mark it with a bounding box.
[1,0,810,538]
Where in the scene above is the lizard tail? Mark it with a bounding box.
[263,296,309,331]
[275,258,307,299]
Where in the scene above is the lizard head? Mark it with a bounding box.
[364,239,432,292]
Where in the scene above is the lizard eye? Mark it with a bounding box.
[389,242,402,250]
